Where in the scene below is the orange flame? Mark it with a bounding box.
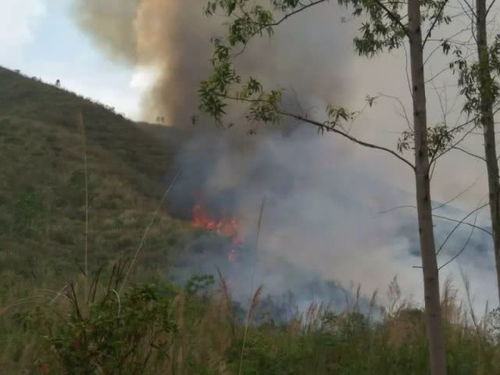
[192,202,244,261]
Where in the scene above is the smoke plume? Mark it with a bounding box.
[71,0,497,309]
[73,0,353,124]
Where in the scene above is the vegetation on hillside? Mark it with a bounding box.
[4,265,500,374]
[0,66,199,371]
[0,68,499,374]
[0,66,194,275]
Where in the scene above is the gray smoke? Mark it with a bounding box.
[71,0,497,309]
[168,124,496,309]
[72,0,353,124]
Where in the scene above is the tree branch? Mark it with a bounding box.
[486,0,498,16]
[266,0,329,28]
[372,0,410,36]
[423,0,451,47]
[379,203,492,236]
[231,0,329,57]
[436,203,488,255]
[433,207,491,238]
[218,93,415,169]
[438,212,477,270]
[276,110,416,169]
[432,173,483,210]
[430,119,477,165]
[453,146,486,161]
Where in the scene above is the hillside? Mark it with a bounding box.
[1,67,499,375]
[0,66,194,283]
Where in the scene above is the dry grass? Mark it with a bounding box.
[1,261,500,374]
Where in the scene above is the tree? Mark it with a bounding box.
[449,0,500,305]
[198,1,452,373]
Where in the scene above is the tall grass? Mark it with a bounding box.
[1,267,499,374]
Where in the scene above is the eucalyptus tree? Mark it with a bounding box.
[198,1,453,373]
[447,0,500,304]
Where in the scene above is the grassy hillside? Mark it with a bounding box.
[0,67,207,371]
[0,67,499,374]
[0,66,200,287]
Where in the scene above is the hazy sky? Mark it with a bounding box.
[0,0,145,119]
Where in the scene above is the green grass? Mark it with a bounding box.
[0,67,200,371]
[3,269,499,374]
[0,66,192,279]
[0,67,499,374]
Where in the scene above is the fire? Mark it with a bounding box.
[192,202,244,261]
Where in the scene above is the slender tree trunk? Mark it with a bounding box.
[408,0,447,373]
[476,0,500,305]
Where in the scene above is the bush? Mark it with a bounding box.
[46,281,178,374]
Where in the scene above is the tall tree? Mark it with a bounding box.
[476,0,500,306]
[407,1,447,372]
[450,0,500,304]
[199,1,452,373]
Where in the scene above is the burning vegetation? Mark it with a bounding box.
[192,201,244,261]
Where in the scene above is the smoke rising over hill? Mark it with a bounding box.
[73,0,353,124]
[71,0,497,308]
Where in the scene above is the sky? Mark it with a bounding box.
[0,0,146,119]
